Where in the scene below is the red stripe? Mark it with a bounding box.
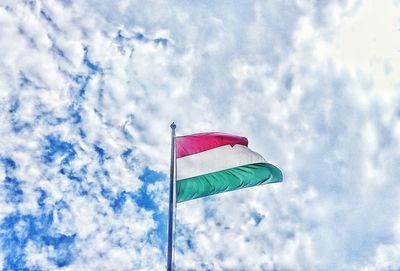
[176,132,248,158]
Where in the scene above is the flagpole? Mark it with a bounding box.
[167,122,177,271]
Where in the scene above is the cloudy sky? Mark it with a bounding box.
[1,0,400,270]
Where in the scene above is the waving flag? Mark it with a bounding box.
[175,132,282,203]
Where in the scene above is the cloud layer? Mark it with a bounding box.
[0,0,399,270]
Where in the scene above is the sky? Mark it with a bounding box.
[0,0,400,270]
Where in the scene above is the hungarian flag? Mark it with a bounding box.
[176,132,283,203]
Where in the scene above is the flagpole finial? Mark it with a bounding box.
[170,122,176,129]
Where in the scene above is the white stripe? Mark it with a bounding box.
[176,144,266,180]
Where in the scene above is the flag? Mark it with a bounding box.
[176,132,282,203]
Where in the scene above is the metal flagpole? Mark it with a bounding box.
[167,122,177,271]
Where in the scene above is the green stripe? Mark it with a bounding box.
[176,163,282,203]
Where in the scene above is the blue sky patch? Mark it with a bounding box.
[3,177,24,204]
[0,211,76,270]
[1,157,16,175]
[83,47,100,73]
[42,135,76,165]
[93,144,108,165]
